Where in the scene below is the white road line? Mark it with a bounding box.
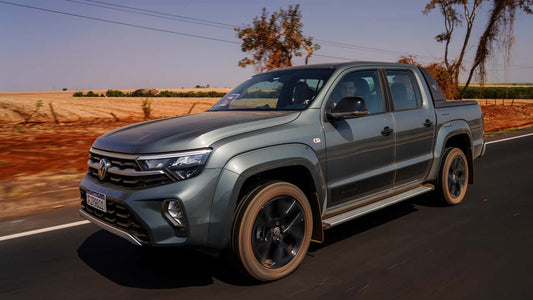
[486,132,533,145]
[1,131,532,242]
[0,220,90,242]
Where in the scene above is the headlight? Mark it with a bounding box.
[138,149,212,180]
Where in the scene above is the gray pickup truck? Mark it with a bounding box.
[80,61,485,281]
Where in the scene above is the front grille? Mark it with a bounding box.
[80,189,149,243]
[90,153,141,171]
[88,150,174,188]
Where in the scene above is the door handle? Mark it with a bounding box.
[423,119,434,127]
[381,127,394,136]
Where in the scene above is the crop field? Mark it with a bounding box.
[0,89,231,124]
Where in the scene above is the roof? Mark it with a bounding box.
[257,61,416,75]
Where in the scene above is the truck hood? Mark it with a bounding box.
[92,111,299,154]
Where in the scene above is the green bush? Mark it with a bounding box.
[461,86,533,99]
[129,89,146,97]
[152,90,226,98]
[158,90,178,97]
[74,89,226,98]
[106,89,124,97]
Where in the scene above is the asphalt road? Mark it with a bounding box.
[1,134,532,299]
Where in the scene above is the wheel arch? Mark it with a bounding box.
[427,120,474,184]
[207,144,326,249]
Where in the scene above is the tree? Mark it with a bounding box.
[235,4,320,72]
[461,0,532,98]
[424,0,483,99]
[424,0,531,99]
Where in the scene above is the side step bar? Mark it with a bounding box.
[323,185,434,229]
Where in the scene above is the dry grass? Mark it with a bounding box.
[0,89,231,124]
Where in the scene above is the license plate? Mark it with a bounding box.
[86,189,107,213]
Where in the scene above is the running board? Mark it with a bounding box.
[322,185,434,229]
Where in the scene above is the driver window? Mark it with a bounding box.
[329,70,384,115]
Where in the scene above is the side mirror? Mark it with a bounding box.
[327,97,368,119]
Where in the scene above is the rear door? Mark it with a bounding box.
[384,69,436,186]
[324,69,395,207]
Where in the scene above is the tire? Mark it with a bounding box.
[232,181,313,281]
[438,147,469,205]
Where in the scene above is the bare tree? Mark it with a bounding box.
[425,0,531,99]
[424,0,482,99]
[235,4,320,72]
[461,0,532,98]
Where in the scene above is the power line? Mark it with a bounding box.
[0,1,240,45]
[3,0,532,71]
[64,0,235,30]
[85,0,236,28]
[64,0,435,59]
[78,1,532,70]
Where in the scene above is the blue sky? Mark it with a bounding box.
[1,0,532,91]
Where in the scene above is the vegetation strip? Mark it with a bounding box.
[74,89,227,98]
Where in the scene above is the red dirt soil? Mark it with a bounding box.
[0,119,139,180]
[481,103,533,132]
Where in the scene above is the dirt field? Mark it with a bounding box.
[0,91,532,218]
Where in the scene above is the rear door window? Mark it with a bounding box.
[385,70,422,111]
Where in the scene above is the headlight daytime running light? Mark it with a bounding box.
[138,149,212,181]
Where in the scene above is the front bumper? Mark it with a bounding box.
[79,168,221,247]
[80,209,143,246]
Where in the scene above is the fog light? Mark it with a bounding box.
[166,200,184,227]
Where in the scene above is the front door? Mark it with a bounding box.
[324,69,395,208]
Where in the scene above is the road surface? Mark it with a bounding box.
[1,133,532,299]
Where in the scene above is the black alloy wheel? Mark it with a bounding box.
[251,195,305,268]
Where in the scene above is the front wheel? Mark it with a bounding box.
[232,181,313,281]
[438,147,469,205]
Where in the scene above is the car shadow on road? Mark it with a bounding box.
[77,230,257,289]
[309,198,420,251]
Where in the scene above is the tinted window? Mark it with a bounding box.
[329,70,384,114]
[385,70,422,110]
[210,69,334,111]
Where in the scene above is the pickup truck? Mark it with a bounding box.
[79,61,485,281]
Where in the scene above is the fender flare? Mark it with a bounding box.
[206,143,326,249]
[427,120,473,182]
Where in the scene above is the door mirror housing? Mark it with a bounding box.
[327,97,368,119]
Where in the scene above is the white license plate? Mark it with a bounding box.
[86,189,107,213]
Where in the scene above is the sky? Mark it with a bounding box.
[1,0,532,92]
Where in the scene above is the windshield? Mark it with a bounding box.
[209,68,335,111]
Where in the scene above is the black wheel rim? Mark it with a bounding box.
[447,156,466,198]
[251,195,305,269]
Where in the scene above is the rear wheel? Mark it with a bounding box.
[438,147,469,205]
[232,181,313,281]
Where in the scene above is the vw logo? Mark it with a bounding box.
[98,158,110,180]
